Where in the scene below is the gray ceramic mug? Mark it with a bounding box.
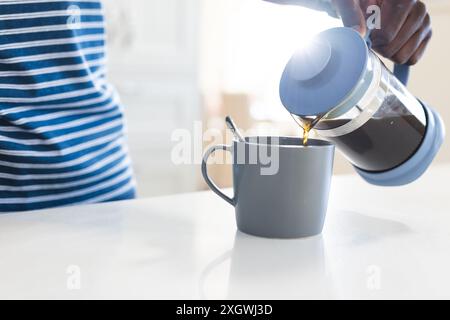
[202,137,335,239]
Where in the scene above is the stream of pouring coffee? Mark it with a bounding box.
[291,114,324,145]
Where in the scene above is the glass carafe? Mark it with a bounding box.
[280,27,445,186]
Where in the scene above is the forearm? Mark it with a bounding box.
[263,0,338,17]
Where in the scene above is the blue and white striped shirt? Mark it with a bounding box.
[0,0,135,212]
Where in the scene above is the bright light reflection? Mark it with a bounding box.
[222,0,341,121]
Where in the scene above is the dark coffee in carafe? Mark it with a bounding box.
[316,115,426,172]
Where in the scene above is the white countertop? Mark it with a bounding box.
[1,164,450,300]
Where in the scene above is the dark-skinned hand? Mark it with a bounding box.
[333,0,432,65]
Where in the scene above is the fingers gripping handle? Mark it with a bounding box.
[201,145,235,206]
[365,29,410,86]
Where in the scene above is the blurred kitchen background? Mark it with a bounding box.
[103,0,450,197]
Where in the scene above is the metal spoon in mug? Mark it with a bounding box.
[225,116,245,142]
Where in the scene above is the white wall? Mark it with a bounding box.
[409,1,450,164]
[104,0,201,197]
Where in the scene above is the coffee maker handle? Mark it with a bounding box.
[365,29,410,86]
[393,63,410,86]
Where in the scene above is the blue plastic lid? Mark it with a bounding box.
[280,27,369,117]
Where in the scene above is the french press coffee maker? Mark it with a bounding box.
[280,27,445,186]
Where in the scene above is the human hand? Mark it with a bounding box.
[333,0,432,65]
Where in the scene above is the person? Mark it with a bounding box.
[0,1,135,212]
[266,0,432,65]
[0,0,432,212]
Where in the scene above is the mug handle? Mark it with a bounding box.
[201,144,235,206]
